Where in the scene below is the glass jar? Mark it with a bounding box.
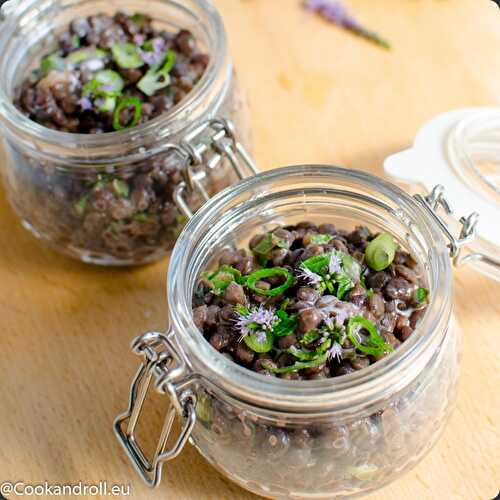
[115,165,471,498]
[0,0,252,265]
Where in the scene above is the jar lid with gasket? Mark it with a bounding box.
[385,107,500,281]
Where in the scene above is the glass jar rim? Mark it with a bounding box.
[168,165,453,415]
[0,0,230,163]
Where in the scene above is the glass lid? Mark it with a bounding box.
[384,107,500,281]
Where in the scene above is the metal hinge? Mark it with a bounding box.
[113,331,197,488]
[171,117,259,219]
[414,185,480,265]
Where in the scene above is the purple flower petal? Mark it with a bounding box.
[133,34,145,45]
[329,252,342,274]
[327,342,343,362]
[78,97,93,111]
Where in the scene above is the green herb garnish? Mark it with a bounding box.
[202,265,241,296]
[270,353,328,374]
[112,96,143,130]
[288,339,331,361]
[415,287,429,304]
[244,331,274,353]
[272,310,298,337]
[68,47,107,64]
[300,330,320,345]
[246,267,294,297]
[347,316,393,356]
[310,234,333,245]
[40,53,65,74]
[365,233,398,271]
[84,69,124,97]
[137,49,176,96]
[112,179,130,198]
[111,43,144,69]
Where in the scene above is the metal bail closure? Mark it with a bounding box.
[173,117,259,219]
[414,185,480,266]
[114,331,197,488]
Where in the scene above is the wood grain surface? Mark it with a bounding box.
[0,1,499,499]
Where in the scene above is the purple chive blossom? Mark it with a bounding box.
[327,342,344,362]
[78,97,93,111]
[328,252,342,274]
[99,84,116,93]
[139,37,166,66]
[303,0,390,50]
[133,34,145,45]
[298,266,322,287]
[235,305,278,342]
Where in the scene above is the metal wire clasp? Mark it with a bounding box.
[172,117,259,219]
[113,331,196,488]
[414,185,480,265]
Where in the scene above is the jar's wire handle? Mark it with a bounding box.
[172,117,259,219]
[414,185,480,265]
[413,185,500,277]
[113,331,197,488]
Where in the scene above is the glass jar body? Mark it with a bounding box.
[0,0,250,265]
[162,166,457,498]
[188,319,460,498]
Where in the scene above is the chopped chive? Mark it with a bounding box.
[246,267,294,297]
[270,353,328,374]
[202,265,241,295]
[415,287,429,304]
[67,47,107,64]
[365,233,398,271]
[111,43,144,69]
[347,316,393,356]
[73,194,88,216]
[244,331,274,353]
[310,233,333,245]
[112,179,130,198]
[40,53,66,74]
[112,96,143,131]
[136,49,176,96]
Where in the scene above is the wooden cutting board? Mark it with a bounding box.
[0,1,498,499]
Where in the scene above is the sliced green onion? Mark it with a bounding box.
[67,47,107,64]
[288,340,331,361]
[347,316,393,356]
[40,53,66,74]
[73,194,89,216]
[137,49,176,96]
[300,330,320,345]
[112,96,143,131]
[270,353,328,374]
[415,287,429,304]
[202,265,241,295]
[111,43,144,69]
[365,233,398,271]
[310,234,333,245]
[94,69,125,93]
[336,274,354,299]
[244,331,274,353]
[95,95,116,112]
[246,267,294,297]
[341,253,362,282]
[112,179,130,198]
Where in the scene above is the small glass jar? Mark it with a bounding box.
[0,0,252,265]
[115,166,471,498]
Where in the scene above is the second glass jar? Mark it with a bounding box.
[0,0,251,265]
